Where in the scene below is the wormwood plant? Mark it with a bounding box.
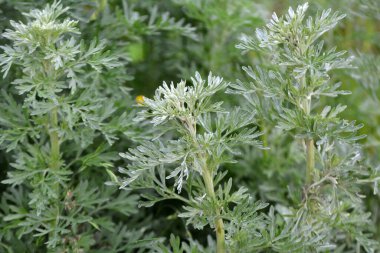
[0,2,151,251]
[232,2,379,251]
[118,72,269,253]
[1,1,379,252]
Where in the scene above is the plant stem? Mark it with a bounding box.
[300,74,314,186]
[305,138,314,185]
[186,118,226,252]
[202,168,226,253]
[49,107,61,243]
[49,107,60,170]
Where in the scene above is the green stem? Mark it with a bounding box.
[49,108,60,169]
[305,138,314,185]
[300,75,314,186]
[202,169,226,253]
[49,107,61,243]
[186,118,226,253]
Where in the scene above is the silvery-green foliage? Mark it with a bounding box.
[0,181,154,252]
[355,0,380,20]
[0,2,146,250]
[236,2,353,108]
[119,72,269,251]
[81,0,200,97]
[232,2,379,252]
[0,1,379,252]
[349,53,380,196]
[351,53,380,101]
[155,234,214,253]
[117,1,197,39]
[0,1,125,146]
[122,72,264,188]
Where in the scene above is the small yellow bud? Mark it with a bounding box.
[135,95,145,105]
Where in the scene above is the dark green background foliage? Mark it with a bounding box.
[0,0,379,252]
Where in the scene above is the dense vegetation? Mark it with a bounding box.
[0,0,379,252]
